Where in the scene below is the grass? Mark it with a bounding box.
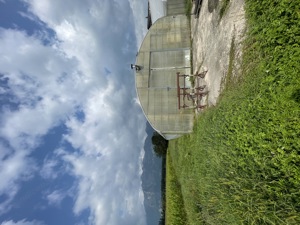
[219,0,230,19]
[166,0,300,224]
[166,150,188,225]
[220,35,236,93]
[185,0,193,19]
[226,36,235,86]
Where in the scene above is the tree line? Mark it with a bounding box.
[151,131,168,225]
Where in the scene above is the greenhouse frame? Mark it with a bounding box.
[134,1,205,140]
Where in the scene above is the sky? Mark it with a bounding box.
[0,0,164,225]
[149,0,166,22]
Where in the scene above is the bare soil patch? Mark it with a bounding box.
[191,0,246,106]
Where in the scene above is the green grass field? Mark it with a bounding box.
[166,0,300,224]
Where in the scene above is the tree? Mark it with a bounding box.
[151,132,168,158]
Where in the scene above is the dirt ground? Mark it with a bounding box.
[191,0,246,107]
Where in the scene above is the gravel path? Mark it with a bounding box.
[191,0,246,106]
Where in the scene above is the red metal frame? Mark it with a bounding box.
[177,71,208,110]
[177,72,190,109]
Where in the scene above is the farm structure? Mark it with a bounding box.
[134,0,207,139]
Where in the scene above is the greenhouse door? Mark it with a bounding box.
[149,49,191,88]
[150,49,190,70]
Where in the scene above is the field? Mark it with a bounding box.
[166,0,300,224]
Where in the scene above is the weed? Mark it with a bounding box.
[219,0,230,19]
[166,0,300,224]
[185,0,193,19]
[220,35,236,93]
[166,150,188,225]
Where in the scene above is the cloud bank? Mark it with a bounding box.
[0,0,149,224]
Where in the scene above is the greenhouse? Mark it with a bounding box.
[134,1,206,140]
[165,0,186,15]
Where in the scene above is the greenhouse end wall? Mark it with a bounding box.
[166,0,186,16]
[135,14,193,140]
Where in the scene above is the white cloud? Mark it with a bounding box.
[128,0,148,47]
[40,157,59,180]
[0,29,84,212]
[1,219,44,225]
[0,29,84,143]
[61,86,148,225]
[45,189,66,206]
[149,0,167,23]
[0,0,149,224]
[0,143,36,214]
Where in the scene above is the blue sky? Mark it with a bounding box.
[0,0,165,224]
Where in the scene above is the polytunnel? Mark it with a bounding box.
[134,14,196,140]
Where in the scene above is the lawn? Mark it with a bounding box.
[166,0,300,224]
